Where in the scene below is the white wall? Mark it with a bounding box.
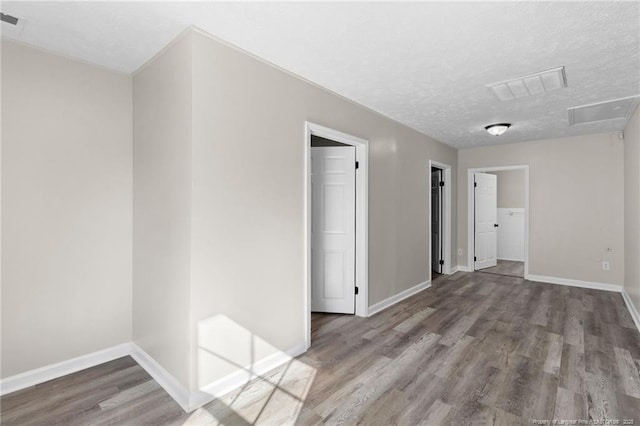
[488,170,526,261]
[458,133,624,285]
[132,32,194,388]
[492,169,525,208]
[1,40,133,378]
[624,106,640,310]
[497,208,525,261]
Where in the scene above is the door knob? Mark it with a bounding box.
[494,224,499,227]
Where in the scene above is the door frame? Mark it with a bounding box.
[466,165,529,278]
[428,160,453,281]
[431,168,443,274]
[304,122,369,349]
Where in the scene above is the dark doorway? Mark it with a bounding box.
[431,167,443,275]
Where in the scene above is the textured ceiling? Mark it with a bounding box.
[2,1,639,148]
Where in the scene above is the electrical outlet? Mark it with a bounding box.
[457,249,463,256]
[602,261,610,271]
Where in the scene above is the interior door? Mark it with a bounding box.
[431,169,442,274]
[311,146,356,314]
[474,173,498,270]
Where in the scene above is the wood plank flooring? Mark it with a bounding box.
[476,259,525,278]
[2,271,640,425]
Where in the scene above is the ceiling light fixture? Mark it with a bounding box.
[485,123,511,136]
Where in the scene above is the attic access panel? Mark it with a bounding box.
[568,96,639,125]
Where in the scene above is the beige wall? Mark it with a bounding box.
[132,32,194,388]
[624,106,640,309]
[458,133,624,285]
[489,169,525,208]
[131,28,456,392]
[1,40,132,377]
[186,29,456,389]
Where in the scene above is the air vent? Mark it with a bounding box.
[568,96,640,126]
[487,67,568,101]
[0,13,18,26]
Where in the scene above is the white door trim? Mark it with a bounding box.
[304,122,369,348]
[429,160,452,279]
[467,165,530,278]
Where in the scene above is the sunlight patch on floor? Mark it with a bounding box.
[183,358,316,425]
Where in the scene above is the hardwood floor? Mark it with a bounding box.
[2,271,640,425]
[477,260,525,278]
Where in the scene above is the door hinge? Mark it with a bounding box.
[439,181,445,187]
[474,256,477,261]
[474,182,477,188]
[355,161,359,169]
[355,286,359,295]
[439,259,444,265]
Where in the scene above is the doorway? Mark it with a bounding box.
[431,167,443,277]
[467,166,529,279]
[428,160,452,282]
[304,122,369,349]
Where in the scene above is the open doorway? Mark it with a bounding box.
[429,160,452,283]
[467,166,529,279]
[304,122,369,349]
[431,167,444,279]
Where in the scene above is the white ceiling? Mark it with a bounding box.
[2,1,639,148]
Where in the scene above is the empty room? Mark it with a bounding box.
[2,1,640,425]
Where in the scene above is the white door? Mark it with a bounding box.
[431,169,442,274]
[311,146,356,314]
[474,173,498,270]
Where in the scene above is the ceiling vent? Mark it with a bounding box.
[568,96,640,126]
[0,13,18,25]
[1,12,25,37]
[487,66,568,101]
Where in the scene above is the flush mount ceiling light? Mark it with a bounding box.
[485,123,511,136]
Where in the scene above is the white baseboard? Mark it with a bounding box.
[457,265,472,272]
[1,339,308,413]
[498,257,525,262]
[189,342,307,410]
[129,343,191,412]
[132,341,307,412]
[621,289,640,334]
[526,274,622,293]
[448,266,459,274]
[368,280,431,316]
[0,342,132,396]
